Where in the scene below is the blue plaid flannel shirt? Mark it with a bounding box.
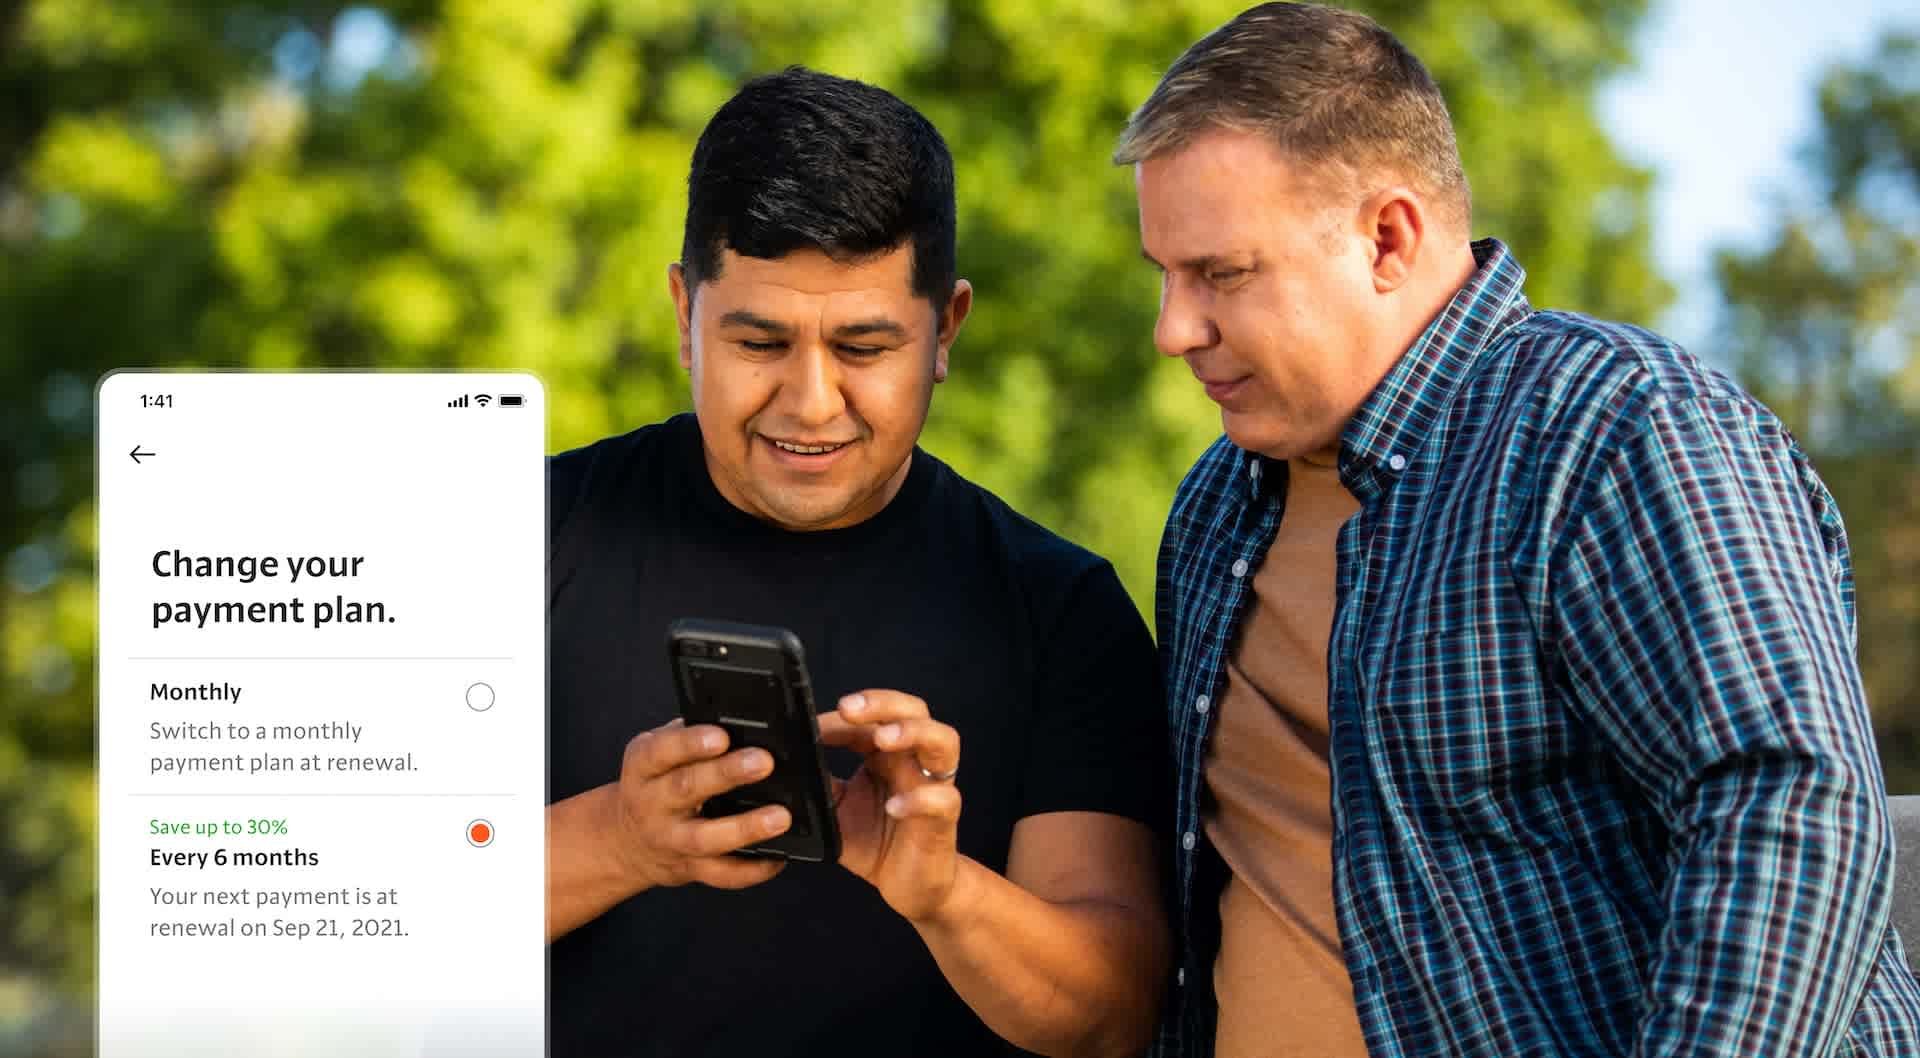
[1151,239,1920,1057]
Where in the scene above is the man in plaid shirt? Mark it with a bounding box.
[1116,4,1920,1056]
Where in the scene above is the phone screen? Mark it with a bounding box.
[96,372,545,1055]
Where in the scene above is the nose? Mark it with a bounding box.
[1153,272,1217,359]
[781,343,848,427]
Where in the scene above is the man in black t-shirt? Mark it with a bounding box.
[545,67,1170,1058]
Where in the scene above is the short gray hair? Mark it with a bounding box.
[1115,2,1471,231]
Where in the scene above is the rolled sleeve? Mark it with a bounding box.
[1550,394,1892,1057]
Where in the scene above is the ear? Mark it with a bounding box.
[1361,187,1425,294]
[668,262,695,370]
[932,279,973,384]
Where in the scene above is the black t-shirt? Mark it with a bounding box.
[547,414,1166,1058]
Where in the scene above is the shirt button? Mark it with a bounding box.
[1195,694,1210,715]
[1182,831,1196,851]
[1231,559,1249,578]
[1177,967,1187,987]
[1387,453,1408,472]
[1248,458,1261,480]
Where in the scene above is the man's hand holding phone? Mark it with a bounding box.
[820,690,967,924]
[617,621,973,926]
[606,719,796,892]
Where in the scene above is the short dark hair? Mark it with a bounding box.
[1115,3,1470,231]
[681,66,957,306]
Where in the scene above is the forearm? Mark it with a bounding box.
[546,783,647,942]
[912,856,1167,1058]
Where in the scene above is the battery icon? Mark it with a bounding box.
[497,394,525,407]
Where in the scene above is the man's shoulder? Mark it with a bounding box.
[1500,310,1757,434]
[551,414,691,500]
[547,413,693,551]
[550,414,686,479]
[1477,310,1805,534]
[922,450,1119,593]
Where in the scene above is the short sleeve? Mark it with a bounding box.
[1019,561,1170,832]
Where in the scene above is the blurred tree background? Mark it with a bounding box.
[1,0,1906,1048]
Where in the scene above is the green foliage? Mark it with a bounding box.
[1715,32,1920,794]
[0,0,1663,1009]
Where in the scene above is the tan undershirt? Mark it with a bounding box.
[1203,452,1366,1057]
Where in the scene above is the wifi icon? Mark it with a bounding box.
[474,394,492,407]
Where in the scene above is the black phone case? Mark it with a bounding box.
[666,618,842,863]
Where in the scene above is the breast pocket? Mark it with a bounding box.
[1366,618,1566,825]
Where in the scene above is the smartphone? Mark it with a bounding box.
[667,618,842,863]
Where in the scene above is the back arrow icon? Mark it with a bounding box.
[130,445,156,464]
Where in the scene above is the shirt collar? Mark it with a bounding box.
[1332,237,1532,504]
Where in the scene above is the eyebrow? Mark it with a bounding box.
[831,318,908,340]
[716,310,908,341]
[717,310,792,335]
[1140,248,1232,272]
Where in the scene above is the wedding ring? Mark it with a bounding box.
[918,762,959,783]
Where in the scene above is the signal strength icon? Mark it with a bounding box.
[474,394,492,407]
[447,394,470,408]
